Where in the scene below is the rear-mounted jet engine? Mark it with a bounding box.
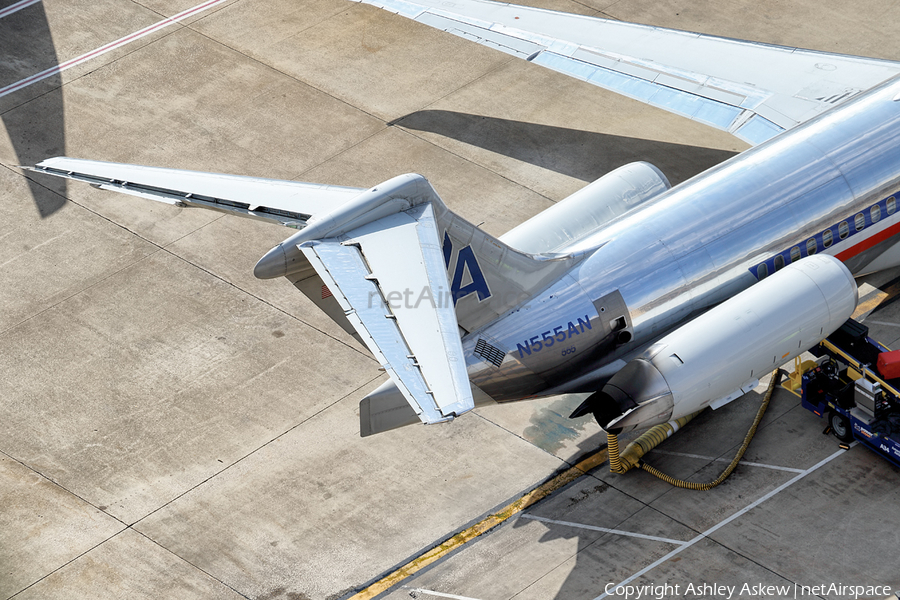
[589,254,858,433]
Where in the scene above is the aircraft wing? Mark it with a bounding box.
[27,157,365,228]
[355,0,900,145]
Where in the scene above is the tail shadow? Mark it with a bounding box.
[1,0,67,217]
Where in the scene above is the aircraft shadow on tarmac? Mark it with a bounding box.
[392,109,738,187]
[519,394,620,600]
[0,0,67,218]
[513,400,720,600]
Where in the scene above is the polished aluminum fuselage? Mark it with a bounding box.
[465,75,900,400]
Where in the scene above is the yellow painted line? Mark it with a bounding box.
[347,447,610,600]
[851,276,900,321]
[853,289,889,320]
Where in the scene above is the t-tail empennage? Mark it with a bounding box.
[301,203,474,424]
[253,173,440,279]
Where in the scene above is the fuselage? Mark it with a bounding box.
[464,74,900,400]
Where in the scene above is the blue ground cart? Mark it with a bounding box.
[788,319,900,469]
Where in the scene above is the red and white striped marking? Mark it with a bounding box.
[0,0,41,20]
[0,0,230,99]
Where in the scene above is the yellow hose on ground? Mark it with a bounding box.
[607,370,784,490]
[608,430,621,473]
[609,411,702,474]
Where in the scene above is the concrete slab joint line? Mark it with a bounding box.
[6,2,900,600]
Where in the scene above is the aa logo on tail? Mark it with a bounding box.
[442,232,491,305]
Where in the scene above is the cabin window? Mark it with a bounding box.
[839,221,850,239]
[888,196,896,215]
[806,238,817,255]
[790,246,801,263]
[855,212,865,231]
[774,254,785,271]
[872,205,882,224]
[757,263,768,280]
[822,228,833,248]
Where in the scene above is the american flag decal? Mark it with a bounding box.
[321,284,333,300]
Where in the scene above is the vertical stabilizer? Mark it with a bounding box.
[429,201,580,333]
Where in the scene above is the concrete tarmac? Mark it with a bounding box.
[1,1,899,599]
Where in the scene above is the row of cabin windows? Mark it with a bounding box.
[756,196,897,280]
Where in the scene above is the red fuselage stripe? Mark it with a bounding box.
[835,220,900,262]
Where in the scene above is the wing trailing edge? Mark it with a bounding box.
[26,157,365,228]
[354,0,900,145]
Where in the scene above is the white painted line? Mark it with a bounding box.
[652,450,805,473]
[595,445,852,600]
[0,0,40,20]
[521,514,687,546]
[0,0,230,99]
[408,589,484,600]
[732,460,804,473]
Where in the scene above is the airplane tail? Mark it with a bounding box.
[250,172,579,334]
[248,172,578,428]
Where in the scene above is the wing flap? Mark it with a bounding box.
[28,157,364,227]
[301,204,474,424]
[357,0,900,145]
[415,10,543,58]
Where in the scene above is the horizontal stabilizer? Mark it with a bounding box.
[302,203,474,424]
[359,380,421,437]
[27,157,364,227]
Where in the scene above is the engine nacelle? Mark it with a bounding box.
[592,254,858,433]
[500,161,670,254]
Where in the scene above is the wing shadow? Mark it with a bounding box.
[393,109,738,186]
